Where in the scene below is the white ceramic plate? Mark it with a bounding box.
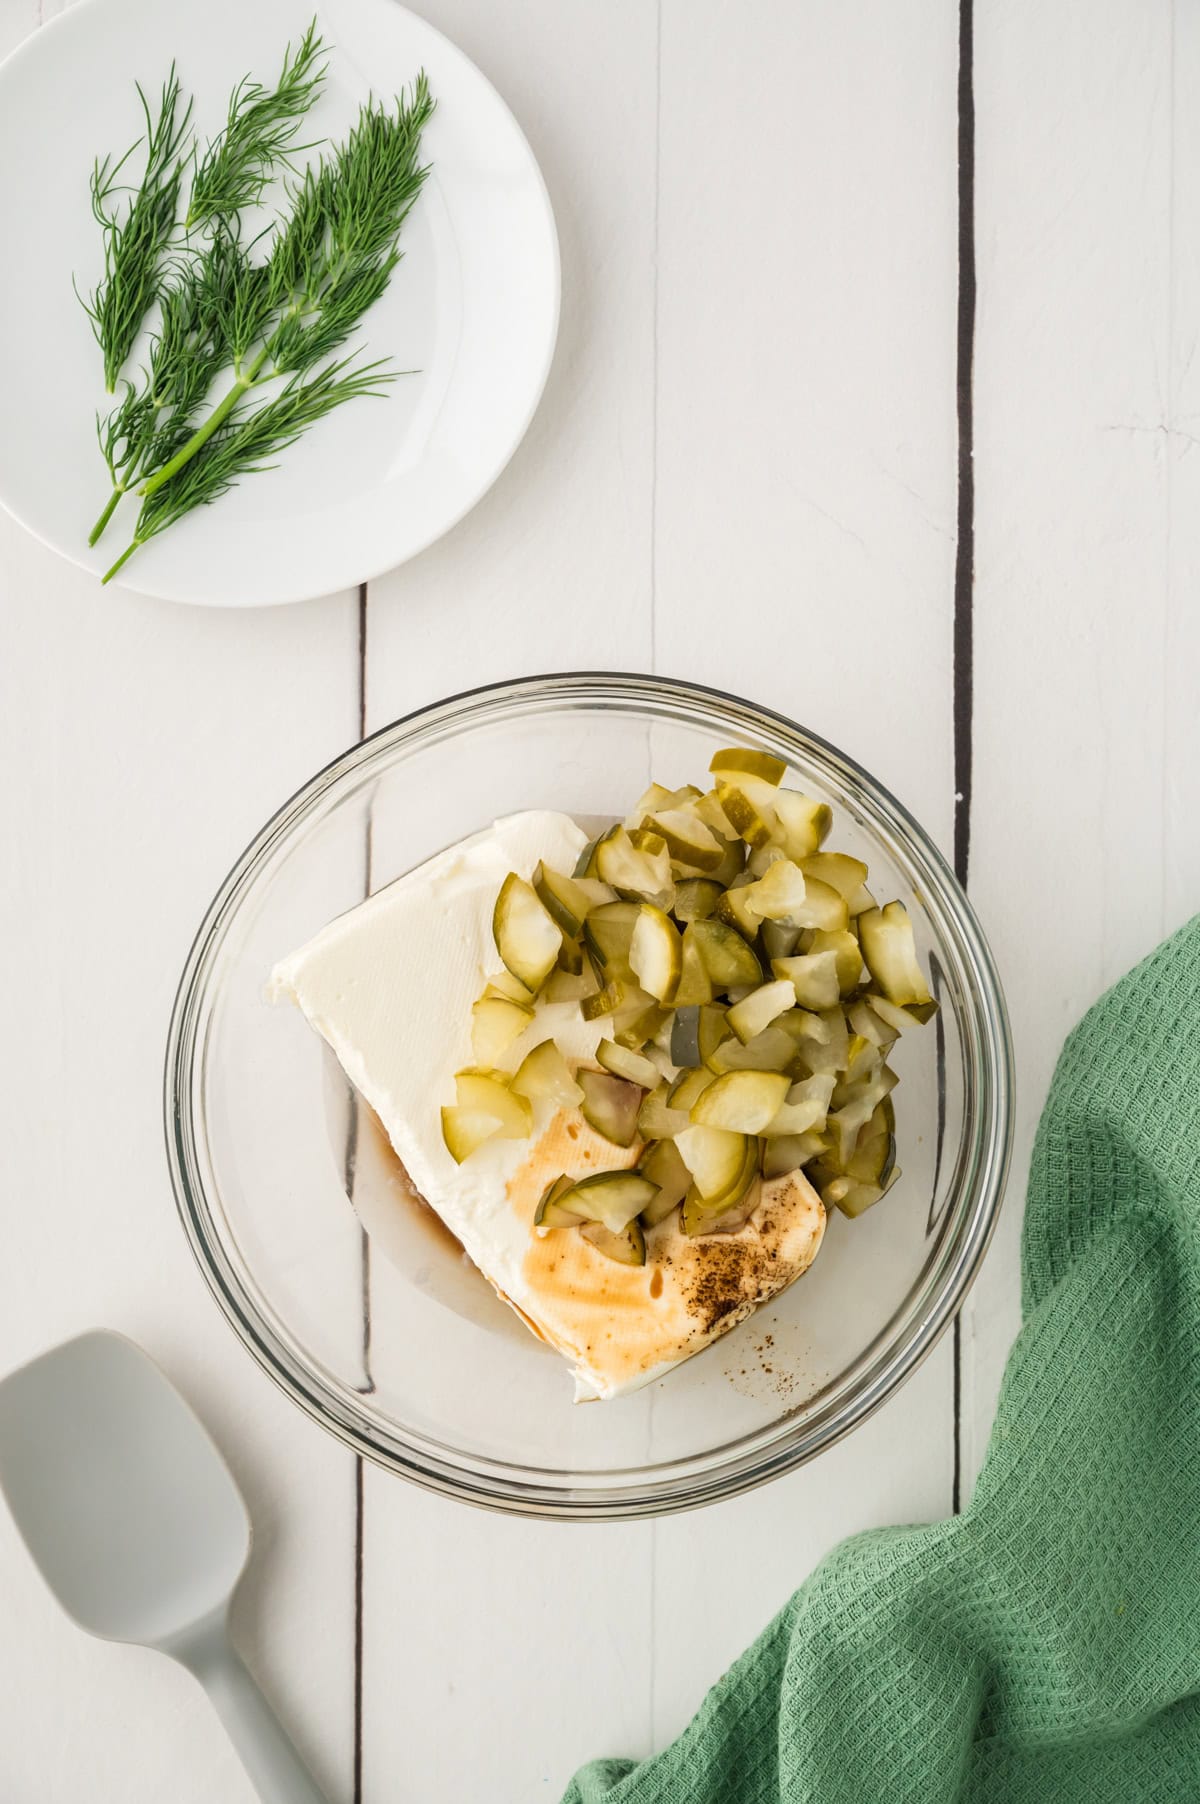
[0,0,559,606]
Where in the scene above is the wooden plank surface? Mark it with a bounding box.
[4,0,1195,1799]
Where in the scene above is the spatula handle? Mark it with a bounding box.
[187,1635,331,1804]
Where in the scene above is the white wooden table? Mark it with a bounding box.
[2,1,1197,1797]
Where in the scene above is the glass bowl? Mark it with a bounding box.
[165,673,1013,1518]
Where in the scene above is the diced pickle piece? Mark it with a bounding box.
[845,1097,896,1184]
[760,919,801,961]
[544,964,599,1004]
[556,1170,658,1232]
[806,927,864,994]
[714,781,775,849]
[827,1066,898,1166]
[637,1082,692,1141]
[645,807,725,872]
[827,1169,900,1219]
[675,1124,755,1202]
[689,917,764,989]
[740,858,807,922]
[715,883,762,939]
[668,1066,717,1111]
[762,1129,829,1177]
[625,781,675,826]
[674,878,724,920]
[581,1218,648,1266]
[581,978,633,1020]
[671,1004,703,1068]
[470,996,534,1067]
[865,992,921,1035]
[771,789,832,859]
[772,951,841,1011]
[762,1072,836,1136]
[484,969,537,1006]
[639,1138,692,1223]
[493,872,562,992]
[596,825,674,905]
[583,899,641,978]
[629,904,683,1003]
[511,1040,584,1109]
[597,1038,660,1089]
[690,1069,790,1133]
[800,853,869,900]
[847,882,877,917]
[454,1071,533,1138]
[614,1001,671,1050]
[578,1067,645,1146]
[674,928,715,1006]
[556,936,584,975]
[848,994,900,1047]
[534,1174,587,1228]
[440,1106,502,1164]
[681,1177,761,1237]
[726,978,797,1043]
[532,862,601,938]
[857,901,933,1007]
[709,746,787,786]
[706,1023,796,1074]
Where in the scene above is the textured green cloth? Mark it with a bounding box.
[565,916,1200,1803]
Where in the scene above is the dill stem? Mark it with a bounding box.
[101,537,143,584]
[89,487,124,545]
[139,345,271,497]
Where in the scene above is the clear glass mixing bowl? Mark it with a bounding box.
[165,673,1013,1518]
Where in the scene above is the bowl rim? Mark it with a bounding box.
[164,670,1015,1519]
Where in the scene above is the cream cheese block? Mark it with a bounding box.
[270,810,826,1400]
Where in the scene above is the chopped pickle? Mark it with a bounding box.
[581,978,633,1020]
[827,1066,898,1166]
[470,995,534,1067]
[715,882,762,939]
[639,1138,692,1222]
[762,1129,828,1177]
[572,836,601,878]
[555,936,584,975]
[690,1069,791,1133]
[583,899,641,978]
[532,862,602,939]
[739,858,807,922]
[674,878,723,921]
[596,825,674,906]
[726,978,796,1043]
[806,927,864,994]
[762,1072,836,1136]
[706,1022,796,1074]
[675,1124,755,1203]
[626,781,675,825]
[493,872,562,993]
[826,1169,899,1219]
[511,1039,584,1108]
[772,950,841,1011]
[637,1082,692,1141]
[629,904,683,1003]
[709,746,787,786]
[454,1070,532,1138]
[674,928,715,1005]
[597,1038,660,1089]
[484,969,537,1006]
[713,780,775,849]
[668,1066,717,1111]
[555,1170,657,1232]
[760,919,801,961]
[845,1097,896,1184]
[645,807,725,872]
[577,1067,645,1146]
[800,852,869,900]
[581,1218,648,1266]
[857,901,933,1007]
[670,1004,703,1067]
[848,994,900,1047]
[681,1176,761,1237]
[534,1174,587,1228]
[865,992,919,1035]
[689,916,764,988]
[440,1105,503,1164]
[614,1001,671,1050]
[772,789,832,859]
[544,964,598,1004]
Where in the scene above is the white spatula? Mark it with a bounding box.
[0,1329,329,1804]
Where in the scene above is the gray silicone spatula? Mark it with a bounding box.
[0,1329,329,1804]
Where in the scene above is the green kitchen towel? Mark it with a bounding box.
[565,914,1200,1803]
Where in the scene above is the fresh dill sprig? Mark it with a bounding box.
[81,66,193,393]
[136,74,434,505]
[101,354,395,583]
[90,226,244,542]
[186,21,328,230]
